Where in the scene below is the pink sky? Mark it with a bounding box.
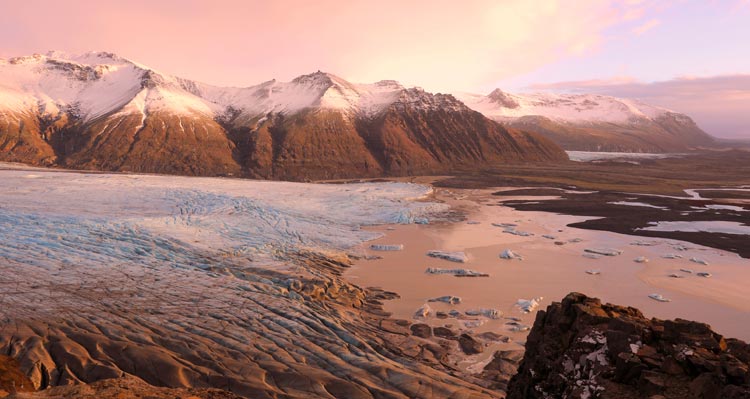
[1,0,748,137]
[0,0,677,90]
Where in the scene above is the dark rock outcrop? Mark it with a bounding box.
[507,292,750,399]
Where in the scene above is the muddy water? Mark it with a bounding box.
[345,188,750,367]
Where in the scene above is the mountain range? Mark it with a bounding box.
[0,52,565,179]
[0,52,716,179]
[457,89,715,152]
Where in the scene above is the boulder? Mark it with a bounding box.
[459,334,484,355]
[410,323,432,338]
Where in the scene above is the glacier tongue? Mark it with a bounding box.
[0,168,448,301]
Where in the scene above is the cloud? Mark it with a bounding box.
[529,75,750,139]
[0,0,652,92]
[632,18,661,35]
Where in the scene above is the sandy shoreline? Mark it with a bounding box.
[344,186,750,360]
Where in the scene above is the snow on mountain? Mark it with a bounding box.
[1,52,145,119]
[0,52,413,123]
[195,72,406,119]
[456,89,671,124]
[454,88,715,152]
[0,51,568,178]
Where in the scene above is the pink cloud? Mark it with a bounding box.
[0,0,650,92]
[632,18,661,35]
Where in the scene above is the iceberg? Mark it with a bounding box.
[465,308,503,319]
[585,248,623,256]
[516,297,543,313]
[690,257,709,266]
[426,250,468,263]
[428,295,462,305]
[648,294,671,302]
[425,267,489,277]
[499,249,523,260]
[370,244,404,251]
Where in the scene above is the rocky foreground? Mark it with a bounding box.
[3,291,750,398]
[508,293,750,399]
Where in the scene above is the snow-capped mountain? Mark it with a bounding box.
[456,89,715,152]
[0,52,566,178]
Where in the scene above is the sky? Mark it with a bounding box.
[0,0,748,138]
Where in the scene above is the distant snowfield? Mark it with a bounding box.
[638,221,750,235]
[0,168,447,277]
[566,151,686,162]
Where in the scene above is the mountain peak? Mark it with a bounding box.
[291,71,342,87]
[487,88,520,109]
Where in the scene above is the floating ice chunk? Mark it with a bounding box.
[465,308,503,319]
[427,250,468,263]
[370,244,403,251]
[542,234,556,240]
[631,240,662,246]
[585,270,601,275]
[585,248,623,256]
[428,295,462,305]
[516,297,543,313]
[662,254,683,259]
[610,201,668,210]
[679,268,693,274]
[464,319,487,328]
[492,222,518,228]
[569,238,584,243]
[703,204,747,212]
[673,244,690,251]
[414,304,432,319]
[668,274,684,278]
[697,272,712,278]
[414,218,429,225]
[648,294,671,302]
[504,229,534,237]
[583,253,603,259]
[690,257,709,266]
[507,322,531,332]
[634,256,649,263]
[499,249,523,260]
[467,221,481,225]
[425,267,489,277]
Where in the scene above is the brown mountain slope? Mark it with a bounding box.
[0,97,566,180]
[506,114,715,153]
[0,55,567,179]
[58,110,242,176]
[217,90,568,180]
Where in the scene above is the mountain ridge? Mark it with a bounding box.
[456,89,716,152]
[0,51,566,179]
